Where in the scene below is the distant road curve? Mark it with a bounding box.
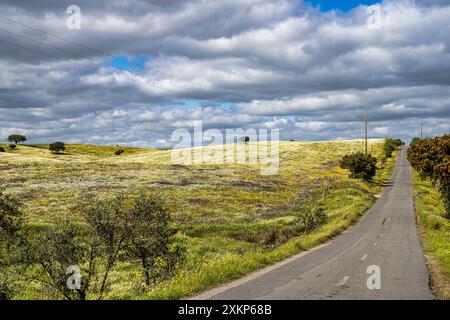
[193,148,433,300]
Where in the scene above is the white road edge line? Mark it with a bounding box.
[337,276,350,287]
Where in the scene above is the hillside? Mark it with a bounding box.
[0,140,395,299]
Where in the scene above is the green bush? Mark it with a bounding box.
[0,147,5,153]
[0,192,22,248]
[408,135,450,217]
[49,142,65,154]
[0,192,23,300]
[20,193,186,299]
[0,271,17,300]
[295,207,327,233]
[239,136,250,143]
[384,138,403,158]
[340,152,377,181]
[127,193,186,286]
[114,149,125,155]
[22,221,94,300]
[8,145,16,150]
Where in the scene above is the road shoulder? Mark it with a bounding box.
[413,171,450,300]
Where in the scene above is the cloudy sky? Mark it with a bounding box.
[0,0,449,147]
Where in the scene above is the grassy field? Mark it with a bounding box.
[413,172,450,299]
[0,139,395,299]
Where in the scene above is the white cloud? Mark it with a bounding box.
[373,126,389,136]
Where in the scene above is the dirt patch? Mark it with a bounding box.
[228,180,275,191]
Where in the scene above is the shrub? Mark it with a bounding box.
[295,207,327,233]
[0,271,17,300]
[384,138,404,158]
[8,145,16,150]
[0,147,5,153]
[239,136,250,143]
[83,193,186,289]
[114,149,125,156]
[340,152,377,181]
[127,193,186,285]
[0,193,23,300]
[49,142,65,154]
[262,227,280,246]
[408,135,450,217]
[19,193,185,299]
[0,192,22,249]
[82,194,132,297]
[22,221,95,300]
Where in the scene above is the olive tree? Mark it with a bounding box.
[7,135,26,145]
[127,194,186,286]
[49,142,66,154]
[22,221,97,300]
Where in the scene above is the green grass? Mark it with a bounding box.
[23,143,152,156]
[0,139,397,299]
[413,172,450,300]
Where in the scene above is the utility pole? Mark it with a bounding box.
[364,112,368,155]
[420,120,423,139]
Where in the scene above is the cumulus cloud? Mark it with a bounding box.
[0,0,449,146]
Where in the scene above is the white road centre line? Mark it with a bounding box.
[337,276,350,287]
[361,254,368,262]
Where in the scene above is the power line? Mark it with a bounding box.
[0,27,90,60]
[0,37,208,101]
[0,38,85,68]
[0,14,254,101]
[0,14,106,55]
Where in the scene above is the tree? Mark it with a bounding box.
[127,193,186,286]
[22,221,98,300]
[408,134,450,217]
[7,135,26,145]
[18,193,186,300]
[384,138,404,158]
[0,192,22,258]
[239,136,250,143]
[340,152,377,181]
[49,142,65,154]
[82,195,133,299]
[0,192,23,300]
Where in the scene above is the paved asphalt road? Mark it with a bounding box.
[194,148,433,300]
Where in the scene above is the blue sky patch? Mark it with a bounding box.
[306,0,381,12]
[107,54,150,72]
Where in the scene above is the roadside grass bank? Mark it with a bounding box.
[413,172,450,299]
